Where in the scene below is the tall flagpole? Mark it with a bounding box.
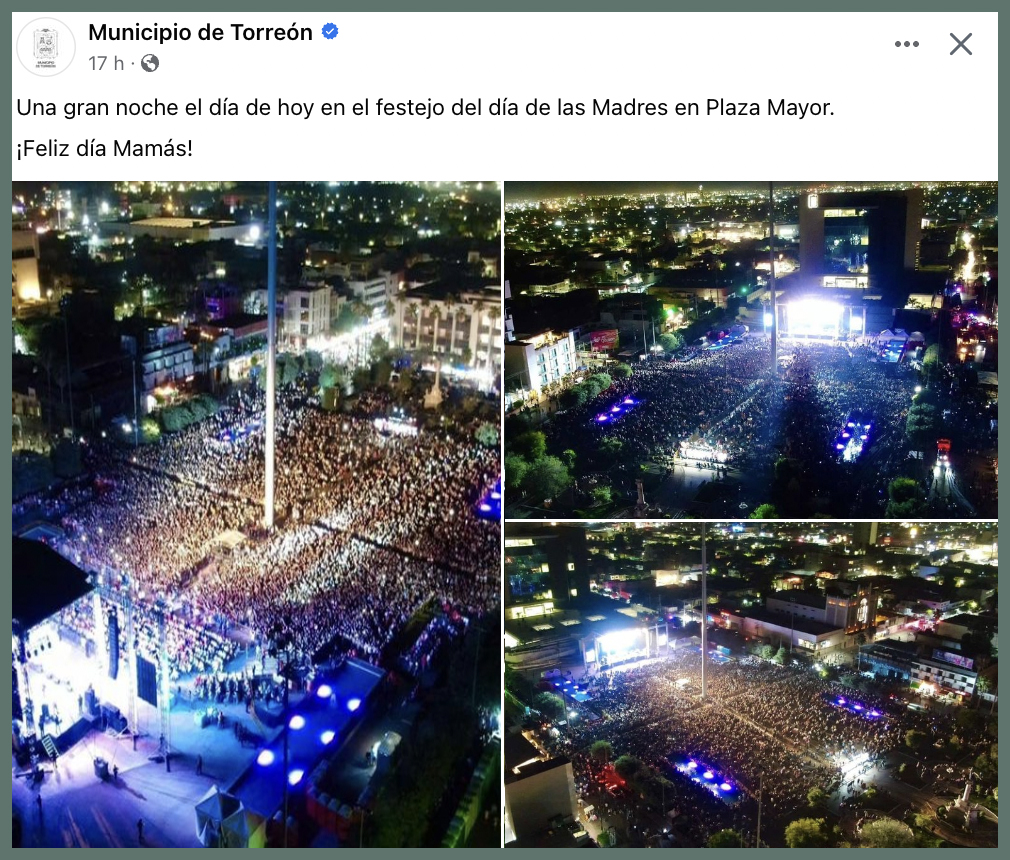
[700,522,707,699]
[769,181,778,374]
[265,181,277,529]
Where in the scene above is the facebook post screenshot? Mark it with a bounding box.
[9,8,999,853]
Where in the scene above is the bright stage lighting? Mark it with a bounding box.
[287,768,304,786]
[598,629,644,654]
[703,770,715,780]
[720,783,732,792]
[288,715,306,730]
[256,749,275,766]
[320,730,336,745]
[787,299,843,338]
[347,698,362,712]
[316,684,333,699]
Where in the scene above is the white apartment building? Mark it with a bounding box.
[346,271,398,314]
[12,230,41,311]
[503,330,578,407]
[282,284,332,351]
[391,284,502,390]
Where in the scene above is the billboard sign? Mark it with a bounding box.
[590,329,619,351]
[933,649,974,671]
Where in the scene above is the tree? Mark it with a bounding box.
[955,708,984,736]
[474,422,499,448]
[532,692,564,720]
[807,786,828,808]
[588,372,613,394]
[961,631,994,661]
[522,456,571,502]
[659,332,683,353]
[277,353,301,387]
[559,385,589,410]
[591,485,613,506]
[590,740,613,764]
[511,431,547,462]
[708,829,744,848]
[319,362,342,390]
[750,503,778,519]
[504,453,529,496]
[974,675,992,709]
[859,818,916,848]
[773,644,787,665]
[370,333,390,365]
[303,349,323,372]
[560,448,577,470]
[611,362,633,379]
[886,477,926,518]
[760,644,774,660]
[922,343,940,366]
[599,437,624,456]
[974,743,998,781]
[613,755,645,782]
[140,416,160,444]
[784,818,829,848]
[906,402,940,446]
[905,729,929,752]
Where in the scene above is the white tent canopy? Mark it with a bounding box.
[194,785,241,840]
[221,807,267,848]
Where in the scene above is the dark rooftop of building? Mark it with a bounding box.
[504,733,542,773]
[731,606,843,637]
[505,755,571,785]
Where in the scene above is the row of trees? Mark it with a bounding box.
[558,371,616,411]
[504,430,572,505]
[159,393,220,433]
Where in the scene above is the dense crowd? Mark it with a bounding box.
[536,650,955,844]
[21,378,499,680]
[546,338,919,513]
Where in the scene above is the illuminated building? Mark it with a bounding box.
[503,329,577,407]
[346,271,399,314]
[280,284,332,351]
[721,607,847,654]
[766,587,877,631]
[859,639,979,699]
[799,189,923,297]
[12,229,42,312]
[390,283,502,389]
[504,753,580,846]
[100,216,259,243]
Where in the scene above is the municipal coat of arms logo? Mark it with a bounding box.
[34,28,58,60]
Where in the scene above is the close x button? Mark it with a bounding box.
[950,33,973,55]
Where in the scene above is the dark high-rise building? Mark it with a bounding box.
[852,521,880,550]
[798,189,923,302]
[504,526,590,608]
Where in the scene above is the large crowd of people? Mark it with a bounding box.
[546,337,920,514]
[19,375,499,682]
[534,649,957,845]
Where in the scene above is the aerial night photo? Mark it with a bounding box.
[503,182,997,519]
[11,181,502,847]
[503,520,998,848]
